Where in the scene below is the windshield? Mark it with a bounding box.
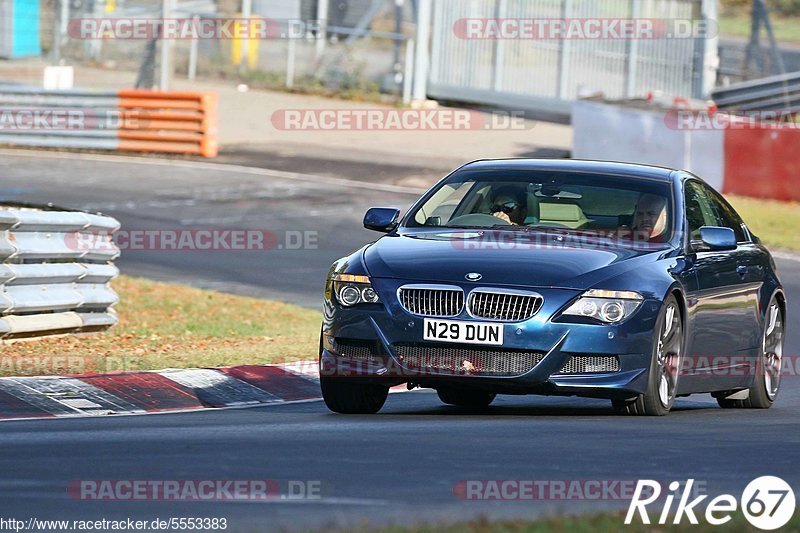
[406,169,674,243]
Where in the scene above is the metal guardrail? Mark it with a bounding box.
[0,87,219,157]
[712,71,800,113]
[0,206,120,340]
[718,39,800,84]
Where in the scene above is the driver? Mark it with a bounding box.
[490,187,528,226]
[632,193,668,240]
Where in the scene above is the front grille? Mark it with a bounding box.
[398,285,464,317]
[558,355,620,374]
[467,289,542,322]
[330,339,377,362]
[395,344,545,377]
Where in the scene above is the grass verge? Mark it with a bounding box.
[719,13,800,43]
[728,194,800,252]
[0,276,321,377]
[348,511,800,532]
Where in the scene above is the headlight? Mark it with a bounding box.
[333,274,381,307]
[562,289,643,324]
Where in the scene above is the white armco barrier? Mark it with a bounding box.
[572,100,725,190]
[0,206,120,339]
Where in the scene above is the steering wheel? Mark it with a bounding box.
[447,214,510,227]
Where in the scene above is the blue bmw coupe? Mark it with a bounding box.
[320,160,786,416]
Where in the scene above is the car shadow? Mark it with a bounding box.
[374,394,719,418]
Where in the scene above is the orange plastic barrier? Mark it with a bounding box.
[116,90,218,158]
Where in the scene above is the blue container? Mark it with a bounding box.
[0,0,41,59]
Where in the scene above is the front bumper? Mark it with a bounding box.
[321,278,662,399]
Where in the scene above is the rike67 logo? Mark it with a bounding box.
[626,477,795,530]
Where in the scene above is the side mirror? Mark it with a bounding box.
[697,226,737,251]
[364,208,401,233]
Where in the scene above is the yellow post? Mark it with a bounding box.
[231,15,260,69]
[231,17,243,66]
[105,0,117,13]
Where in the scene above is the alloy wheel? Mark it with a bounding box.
[656,303,682,409]
[763,303,783,401]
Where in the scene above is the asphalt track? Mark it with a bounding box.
[0,150,798,531]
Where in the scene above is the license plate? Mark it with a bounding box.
[423,319,504,346]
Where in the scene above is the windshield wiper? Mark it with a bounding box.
[425,225,488,231]
[490,225,569,235]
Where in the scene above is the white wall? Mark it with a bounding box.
[572,100,724,190]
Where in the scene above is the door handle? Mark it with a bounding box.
[736,265,748,278]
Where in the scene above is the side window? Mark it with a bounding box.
[704,186,748,243]
[684,181,717,241]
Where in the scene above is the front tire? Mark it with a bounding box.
[320,377,389,414]
[717,298,784,409]
[614,295,683,416]
[437,388,496,408]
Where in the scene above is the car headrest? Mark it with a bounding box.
[539,203,586,223]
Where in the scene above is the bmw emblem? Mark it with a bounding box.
[465,273,482,282]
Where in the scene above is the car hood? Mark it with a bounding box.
[362,230,667,290]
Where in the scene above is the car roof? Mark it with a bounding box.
[460,159,677,182]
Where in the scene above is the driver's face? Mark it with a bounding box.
[492,200,526,225]
[634,195,667,237]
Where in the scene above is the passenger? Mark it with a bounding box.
[632,193,668,241]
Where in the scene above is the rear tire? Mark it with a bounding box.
[717,298,783,410]
[614,295,683,416]
[320,377,388,414]
[437,388,496,408]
